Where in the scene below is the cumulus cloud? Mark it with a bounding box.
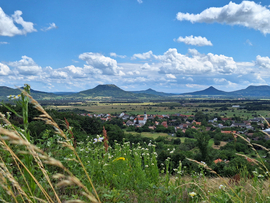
[8,56,42,75]
[110,52,126,58]
[0,7,36,37]
[256,55,270,69]
[175,35,213,46]
[158,48,237,75]
[41,23,57,31]
[0,63,10,75]
[79,52,125,76]
[176,1,270,34]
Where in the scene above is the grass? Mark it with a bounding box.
[124,130,169,139]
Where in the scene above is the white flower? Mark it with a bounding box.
[189,192,196,198]
[258,174,264,178]
[145,165,148,168]
[93,136,104,143]
[219,185,226,189]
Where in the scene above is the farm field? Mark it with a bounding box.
[47,100,270,119]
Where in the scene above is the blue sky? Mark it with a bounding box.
[1,0,270,93]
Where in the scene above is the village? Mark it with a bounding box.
[79,111,270,143]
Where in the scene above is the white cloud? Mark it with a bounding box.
[41,23,57,31]
[175,35,213,46]
[65,65,86,78]
[0,8,36,37]
[0,63,10,75]
[158,48,237,75]
[8,56,42,75]
[176,1,270,34]
[131,51,156,60]
[186,84,207,89]
[8,56,36,67]
[0,42,8,44]
[214,78,228,84]
[79,52,125,76]
[166,74,176,79]
[110,52,126,58]
[137,0,143,4]
[256,55,270,69]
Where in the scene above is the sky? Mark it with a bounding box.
[1,0,270,93]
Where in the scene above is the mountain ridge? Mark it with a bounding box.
[1,84,270,99]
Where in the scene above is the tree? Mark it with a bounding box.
[195,132,210,161]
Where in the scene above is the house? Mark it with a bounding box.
[148,126,156,130]
[231,123,246,128]
[214,159,223,164]
[133,111,147,126]
[161,121,168,128]
[208,118,217,123]
[126,120,134,126]
[192,120,201,126]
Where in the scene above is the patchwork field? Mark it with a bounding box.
[47,100,270,119]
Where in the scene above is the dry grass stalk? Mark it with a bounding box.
[0,136,54,203]
[0,124,62,203]
[186,158,217,174]
[21,90,101,203]
[252,143,270,152]
[64,200,86,203]
[186,158,243,203]
[0,162,30,203]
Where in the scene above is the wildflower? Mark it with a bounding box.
[219,185,226,189]
[93,136,104,143]
[113,157,126,162]
[145,165,148,168]
[170,151,174,154]
[258,174,264,178]
[189,192,196,198]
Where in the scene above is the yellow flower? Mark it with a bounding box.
[113,157,126,162]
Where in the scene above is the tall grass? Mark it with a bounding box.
[1,86,270,202]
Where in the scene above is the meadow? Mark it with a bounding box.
[1,88,270,202]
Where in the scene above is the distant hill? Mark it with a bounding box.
[230,85,270,97]
[131,88,177,97]
[181,86,228,96]
[76,84,160,99]
[0,86,56,100]
[1,84,270,100]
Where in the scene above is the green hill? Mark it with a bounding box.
[76,84,160,99]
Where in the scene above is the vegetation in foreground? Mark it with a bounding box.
[1,86,270,202]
